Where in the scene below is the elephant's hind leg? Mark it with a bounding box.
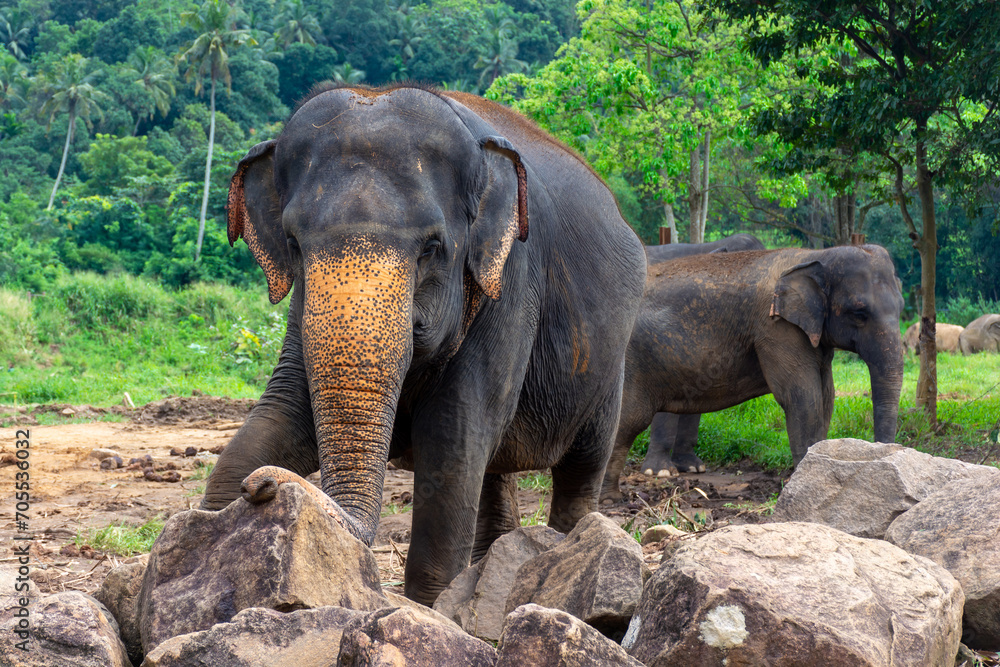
[551,387,621,531]
[472,472,520,563]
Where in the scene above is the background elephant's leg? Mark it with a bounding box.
[472,472,520,563]
[202,297,318,510]
[552,385,621,529]
[640,412,679,477]
[671,414,706,473]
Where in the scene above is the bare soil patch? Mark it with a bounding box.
[0,396,783,597]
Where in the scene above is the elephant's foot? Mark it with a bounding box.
[241,466,359,538]
[671,450,706,474]
[640,449,679,478]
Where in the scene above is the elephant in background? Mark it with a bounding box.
[638,233,766,477]
[601,245,904,501]
[960,314,1000,354]
[644,232,764,264]
[903,321,964,354]
[205,84,647,605]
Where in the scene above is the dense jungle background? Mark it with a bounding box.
[1,0,999,461]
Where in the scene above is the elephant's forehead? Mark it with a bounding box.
[281,87,473,166]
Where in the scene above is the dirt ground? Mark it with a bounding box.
[0,396,783,597]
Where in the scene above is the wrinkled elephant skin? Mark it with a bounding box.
[602,245,904,501]
[203,84,647,605]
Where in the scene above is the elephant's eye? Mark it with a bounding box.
[420,239,442,260]
[849,309,869,323]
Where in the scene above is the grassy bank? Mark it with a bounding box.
[3,273,998,468]
[0,273,284,407]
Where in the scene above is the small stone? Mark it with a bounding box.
[89,448,122,462]
[61,407,76,416]
[169,448,184,457]
[100,456,124,470]
[640,524,686,545]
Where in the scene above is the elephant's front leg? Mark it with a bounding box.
[760,344,828,465]
[405,443,491,605]
[202,299,317,509]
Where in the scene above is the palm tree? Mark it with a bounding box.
[332,62,365,84]
[124,46,176,135]
[0,52,28,109]
[0,6,32,61]
[474,31,527,89]
[388,12,424,72]
[179,0,255,262]
[37,54,107,210]
[274,0,322,48]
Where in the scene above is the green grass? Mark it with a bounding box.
[517,470,553,492]
[520,496,548,526]
[0,275,285,407]
[75,517,165,556]
[632,350,1000,470]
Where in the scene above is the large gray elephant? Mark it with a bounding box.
[959,314,1000,354]
[205,84,647,604]
[601,245,905,501]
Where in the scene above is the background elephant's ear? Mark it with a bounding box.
[227,140,293,304]
[771,260,826,347]
[466,136,529,301]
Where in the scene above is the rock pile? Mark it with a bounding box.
[3,438,997,666]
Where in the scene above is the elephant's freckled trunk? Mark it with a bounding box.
[301,244,413,545]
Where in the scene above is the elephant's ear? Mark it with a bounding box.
[227,140,293,304]
[466,136,528,301]
[770,260,826,347]
[442,96,529,302]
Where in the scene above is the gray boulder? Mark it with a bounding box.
[434,525,565,641]
[338,605,498,666]
[886,474,1000,650]
[497,604,644,666]
[0,591,131,667]
[94,555,148,666]
[505,513,649,637]
[137,482,387,654]
[624,522,964,666]
[141,605,362,666]
[773,438,999,538]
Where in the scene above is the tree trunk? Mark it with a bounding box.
[913,133,937,426]
[662,198,677,244]
[47,106,76,211]
[195,76,217,262]
[699,128,710,237]
[687,130,710,244]
[833,192,855,245]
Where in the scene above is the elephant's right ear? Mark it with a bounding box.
[228,140,293,304]
[770,260,826,347]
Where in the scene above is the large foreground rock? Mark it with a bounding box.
[886,474,1000,650]
[773,438,999,538]
[0,591,130,667]
[497,604,643,666]
[434,525,565,641]
[624,522,963,666]
[338,606,498,666]
[142,605,362,666]
[505,513,649,637]
[137,483,387,654]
